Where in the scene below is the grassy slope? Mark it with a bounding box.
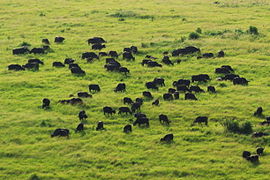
[0,0,270,179]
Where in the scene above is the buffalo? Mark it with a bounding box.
[133,117,149,127]
[143,91,153,99]
[8,64,25,71]
[123,97,133,105]
[233,77,248,85]
[123,52,135,61]
[42,38,50,45]
[114,83,126,92]
[160,134,173,143]
[77,92,92,98]
[53,62,65,67]
[75,123,84,132]
[118,107,132,115]
[152,99,159,106]
[190,86,205,93]
[70,67,85,75]
[163,93,173,101]
[207,86,216,93]
[28,59,44,65]
[103,106,116,116]
[92,43,106,50]
[172,46,200,56]
[145,81,158,90]
[55,36,65,43]
[82,52,99,59]
[12,47,30,55]
[51,128,69,137]
[254,107,263,117]
[257,147,264,155]
[109,51,118,58]
[42,98,50,109]
[123,124,132,133]
[185,93,197,100]
[89,84,101,93]
[159,114,170,125]
[87,37,106,44]
[78,110,88,121]
[192,74,210,82]
[96,121,105,131]
[194,116,208,125]
[30,48,45,54]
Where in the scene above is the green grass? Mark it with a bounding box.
[1,0,270,179]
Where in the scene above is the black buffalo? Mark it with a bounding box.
[123,52,135,61]
[88,37,106,44]
[92,44,106,50]
[42,38,50,45]
[64,58,75,64]
[70,67,85,75]
[153,77,165,86]
[103,106,116,116]
[159,114,170,125]
[8,64,25,71]
[133,117,149,127]
[114,83,126,92]
[233,77,248,85]
[119,107,132,115]
[162,56,174,65]
[194,116,208,125]
[53,62,65,67]
[75,123,84,132]
[42,98,50,109]
[123,124,132,133]
[109,51,118,58]
[96,121,105,131]
[123,97,133,105]
[163,93,173,101]
[185,93,197,100]
[89,84,101,93]
[143,91,153,99]
[254,107,263,117]
[28,59,44,65]
[12,47,30,55]
[242,151,251,159]
[217,51,225,57]
[51,128,69,137]
[152,99,159,106]
[30,48,45,54]
[160,134,173,143]
[77,92,92,98]
[82,52,99,59]
[192,74,210,82]
[145,81,158,90]
[190,86,205,93]
[257,147,264,155]
[78,110,88,120]
[207,86,216,93]
[55,36,65,43]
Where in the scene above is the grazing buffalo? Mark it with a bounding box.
[152,99,159,106]
[75,123,84,132]
[30,48,45,54]
[176,85,190,92]
[78,110,88,120]
[114,83,126,92]
[215,67,231,74]
[89,84,101,93]
[12,47,30,55]
[174,79,190,87]
[194,116,208,125]
[185,93,197,100]
[42,38,50,45]
[254,107,263,117]
[64,58,75,64]
[55,36,65,43]
[118,107,132,115]
[247,155,259,163]
[145,81,158,90]
[77,92,92,98]
[88,37,106,45]
[207,86,216,93]
[51,128,69,137]
[217,50,225,57]
[53,62,65,67]
[123,124,132,133]
[233,77,248,85]
[221,65,234,72]
[143,91,153,99]
[257,147,264,155]
[42,98,50,109]
[135,98,144,105]
[147,61,162,67]
[99,52,108,57]
[123,52,135,61]
[119,67,130,75]
[104,64,120,72]
[162,56,174,65]
[145,55,158,59]
[133,117,149,127]
[68,63,79,69]
[242,151,251,159]
[168,88,176,94]
[153,77,165,86]
[82,52,99,59]
[103,106,116,116]
[159,114,170,125]
[172,46,200,56]
[252,132,268,138]
[260,121,270,126]
[192,74,210,82]
[96,121,105,131]
[130,46,138,54]
[190,86,205,93]
[163,93,173,101]
[174,92,179,99]
[131,102,141,113]
[59,98,83,105]
[222,74,239,81]
[141,59,152,66]
[92,43,106,50]
[123,97,133,105]
[160,134,173,143]
[8,64,25,71]
[28,59,44,65]
[70,67,85,75]
[109,51,118,58]
[202,53,214,58]
[23,62,39,71]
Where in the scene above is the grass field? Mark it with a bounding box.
[1,0,270,179]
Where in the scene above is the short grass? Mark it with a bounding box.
[1,0,270,179]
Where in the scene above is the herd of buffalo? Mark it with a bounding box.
[8,36,267,163]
